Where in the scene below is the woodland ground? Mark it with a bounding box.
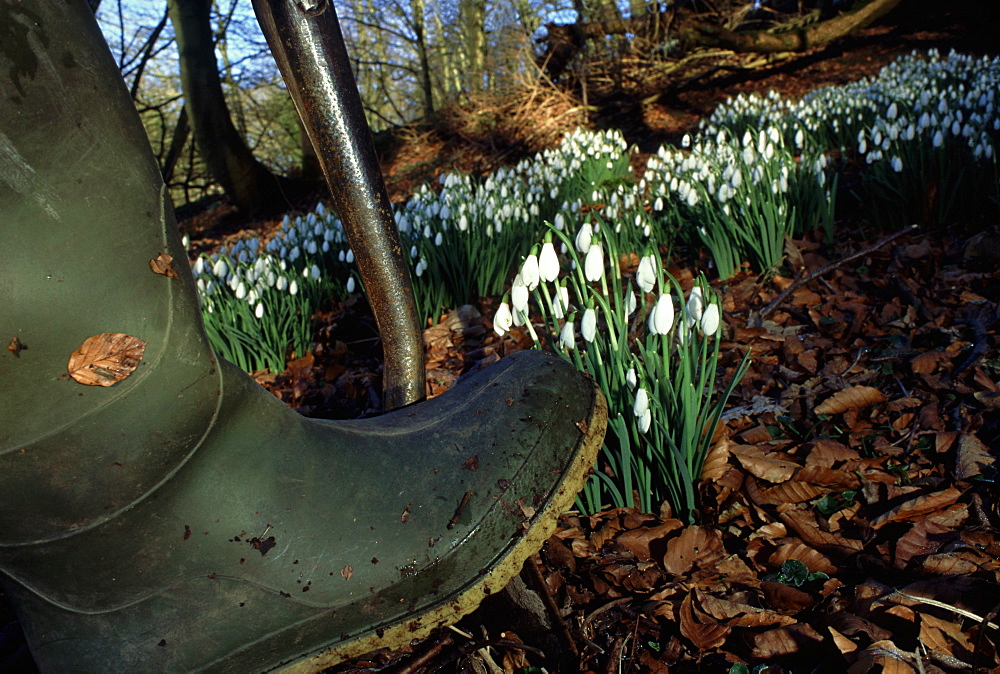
[2,1,998,672]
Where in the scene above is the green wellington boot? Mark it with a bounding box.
[0,3,605,672]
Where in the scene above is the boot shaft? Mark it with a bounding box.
[0,1,219,544]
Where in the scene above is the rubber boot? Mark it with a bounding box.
[0,3,606,672]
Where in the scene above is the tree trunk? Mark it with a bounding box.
[411,0,435,118]
[167,0,287,214]
[542,0,903,79]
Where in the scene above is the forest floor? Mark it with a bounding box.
[2,1,998,673]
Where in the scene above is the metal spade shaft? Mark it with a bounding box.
[252,0,424,411]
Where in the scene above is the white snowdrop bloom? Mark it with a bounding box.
[742,130,753,147]
[636,254,658,294]
[638,408,652,433]
[582,307,597,342]
[700,303,720,336]
[742,146,755,165]
[626,368,637,390]
[322,241,330,253]
[410,245,419,259]
[346,276,355,293]
[415,259,427,277]
[933,130,944,147]
[575,222,593,253]
[307,240,317,255]
[511,274,529,313]
[794,128,804,148]
[181,234,190,249]
[538,242,559,283]
[553,285,570,319]
[633,387,649,418]
[919,112,931,129]
[554,212,565,231]
[654,196,664,211]
[290,246,301,262]
[311,264,320,280]
[858,138,867,154]
[520,254,540,290]
[731,169,742,189]
[255,302,264,319]
[235,281,247,300]
[212,258,227,278]
[276,275,288,291]
[338,250,346,262]
[686,286,705,326]
[246,289,258,305]
[559,320,576,351]
[289,280,299,296]
[892,156,904,172]
[681,134,691,148]
[648,293,674,335]
[434,232,443,247]
[440,204,450,220]
[193,257,205,276]
[493,301,513,336]
[584,243,604,282]
[626,288,637,316]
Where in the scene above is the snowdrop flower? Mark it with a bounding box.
[584,242,604,282]
[891,156,904,172]
[511,273,529,313]
[582,307,597,342]
[633,387,649,418]
[254,302,264,319]
[235,281,247,300]
[700,303,720,337]
[559,319,576,351]
[625,368,637,390]
[415,258,427,277]
[289,280,298,296]
[520,253,540,291]
[887,102,898,120]
[681,134,691,148]
[933,130,944,148]
[276,275,288,291]
[346,276,356,293]
[553,284,570,319]
[686,286,705,326]
[538,241,559,283]
[311,264,321,280]
[493,301,513,336]
[636,253,658,294]
[193,257,205,276]
[626,288,637,316]
[648,293,674,335]
[212,258,228,278]
[638,408,652,433]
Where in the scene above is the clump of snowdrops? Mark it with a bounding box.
[494,218,750,520]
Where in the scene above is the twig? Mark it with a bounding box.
[892,591,999,630]
[394,633,454,674]
[524,554,579,658]
[749,225,917,327]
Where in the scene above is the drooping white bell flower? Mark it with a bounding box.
[648,293,674,335]
[538,242,559,283]
[575,222,593,253]
[289,280,298,296]
[494,301,513,336]
[254,302,264,319]
[633,387,649,418]
[625,368,637,390]
[700,302,720,337]
[626,288,637,316]
[346,276,356,293]
[553,284,570,319]
[686,286,705,326]
[582,307,597,342]
[636,253,658,294]
[584,242,604,282]
[511,273,529,313]
[521,253,540,291]
[639,408,652,433]
[559,319,576,351]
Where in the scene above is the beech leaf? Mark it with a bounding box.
[67,333,147,386]
[149,252,179,279]
[815,385,888,415]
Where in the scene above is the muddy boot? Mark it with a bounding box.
[0,2,606,671]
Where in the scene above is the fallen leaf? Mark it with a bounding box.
[149,251,179,279]
[869,487,962,530]
[340,565,353,580]
[815,386,888,415]
[67,333,147,386]
[730,444,799,483]
[954,433,995,480]
[678,592,730,650]
[750,623,823,658]
[848,640,917,673]
[663,526,726,577]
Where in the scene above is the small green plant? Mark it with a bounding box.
[763,559,829,588]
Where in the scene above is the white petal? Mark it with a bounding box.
[582,307,597,342]
[701,303,720,336]
[538,242,559,282]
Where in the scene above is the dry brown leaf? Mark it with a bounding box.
[847,640,917,674]
[760,581,815,614]
[815,385,888,415]
[910,350,949,375]
[758,480,827,505]
[869,487,962,530]
[67,333,147,386]
[769,541,837,575]
[148,251,179,279]
[954,433,995,480]
[730,445,799,483]
[778,507,863,556]
[919,612,975,666]
[920,553,980,575]
[663,526,726,577]
[678,592,730,650]
[974,390,1000,408]
[828,626,858,655]
[700,435,731,482]
[893,519,952,567]
[695,590,796,627]
[804,439,858,467]
[616,521,683,562]
[750,623,823,658]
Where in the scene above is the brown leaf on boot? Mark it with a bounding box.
[815,385,888,415]
[67,333,147,386]
[148,251,179,279]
